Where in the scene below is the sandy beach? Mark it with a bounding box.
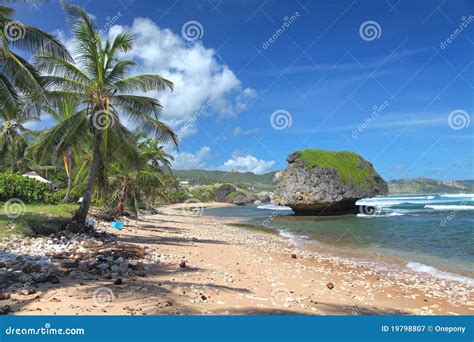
[3,202,472,316]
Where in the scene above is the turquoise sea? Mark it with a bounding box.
[204,194,474,284]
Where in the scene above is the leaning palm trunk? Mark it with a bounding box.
[112,179,130,217]
[62,148,73,202]
[72,132,102,224]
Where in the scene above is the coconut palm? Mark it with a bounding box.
[0,103,37,172]
[36,2,177,225]
[0,1,70,109]
[32,98,87,202]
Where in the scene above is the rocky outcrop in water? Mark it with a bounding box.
[273,150,388,215]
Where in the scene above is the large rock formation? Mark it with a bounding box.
[273,150,388,215]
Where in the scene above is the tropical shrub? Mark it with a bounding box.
[0,173,49,203]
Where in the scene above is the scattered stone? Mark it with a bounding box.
[60,259,77,269]
[114,278,123,285]
[19,289,36,296]
[200,295,207,301]
[0,305,11,315]
[0,293,11,300]
[46,275,60,284]
[326,282,334,290]
[291,253,297,259]
[179,260,187,268]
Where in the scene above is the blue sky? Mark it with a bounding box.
[13,0,474,180]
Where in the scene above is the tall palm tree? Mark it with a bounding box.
[0,1,70,109]
[0,103,37,172]
[37,2,177,225]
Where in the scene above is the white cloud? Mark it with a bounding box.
[109,18,255,138]
[219,154,275,174]
[172,146,211,170]
[233,126,260,137]
[171,147,275,174]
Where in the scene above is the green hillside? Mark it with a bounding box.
[172,169,276,191]
[388,178,474,194]
[173,169,473,195]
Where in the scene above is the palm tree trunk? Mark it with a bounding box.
[72,133,102,225]
[63,149,73,203]
[113,179,129,217]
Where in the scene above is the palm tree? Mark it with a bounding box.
[0,1,70,109]
[37,2,177,225]
[32,98,87,202]
[0,103,37,172]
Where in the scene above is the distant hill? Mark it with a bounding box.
[388,178,474,194]
[173,169,473,195]
[172,169,276,191]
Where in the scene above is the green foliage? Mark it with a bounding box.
[295,149,376,188]
[0,203,78,240]
[44,189,82,204]
[173,169,276,191]
[0,172,49,203]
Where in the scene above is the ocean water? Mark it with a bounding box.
[203,194,474,284]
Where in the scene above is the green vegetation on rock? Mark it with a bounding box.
[294,149,376,188]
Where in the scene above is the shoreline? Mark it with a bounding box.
[2,202,473,315]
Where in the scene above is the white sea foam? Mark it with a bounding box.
[407,262,474,286]
[257,204,292,211]
[424,205,474,210]
[439,193,474,198]
[357,212,405,218]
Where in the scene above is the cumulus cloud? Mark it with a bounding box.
[109,18,255,138]
[219,154,275,174]
[171,147,275,174]
[172,146,211,170]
